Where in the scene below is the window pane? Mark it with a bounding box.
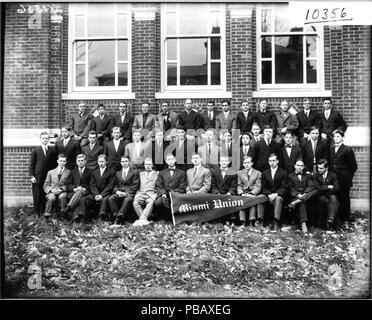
[88,40,115,86]
[262,61,272,84]
[179,5,207,34]
[167,63,177,86]
[261,37,272,58]
[261,9,271,32]
[307,60,317,83]
[306,36,317,58]
[118,40,128,61]
[167,39,177,60]
[211,37,220,60]
[211,62,220,85]
[76,65,85,86]
[117,14,127,36]
[166,12,177,35]
[75,16,85,37]
[87,4,114,37]
[180,38,207,85]
[76,41,85,62]
[210,11,220,34]
[275,5,303,32]
[118,63,128,86]
[275,36,303,83]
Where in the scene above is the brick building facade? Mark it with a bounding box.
[2,2,370,210]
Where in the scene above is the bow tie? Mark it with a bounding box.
[285,145,292,148]
[143,113,149,116]
[162,112,169,116]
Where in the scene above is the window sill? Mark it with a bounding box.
[252,90,332,98]
[61,92,136,100]
[155,91,232,99]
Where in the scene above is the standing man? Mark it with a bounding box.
[132,158,159,226]
[82,131,104,171]
[255,99,278,135]
[68,101,93,147]
[104,126,126,173]
[29,131,57,216]
[216,100,237,140]
[90,104,114,146]
[239,132,254,170]
[236,100,257,134]
[330,130,357,225]
[151,131,169,172]
[155,101,179,141]
[220,131,233,158]
[124,130,148,170]
[132,102,157,140]
[297,98,321,143]
[198,128,220,169]
[113,101,134,146]
[279,131,303,173]
[320,98,347,143]
[275,100,299,143]
[43,153,70,218]
[55,126,80,170]
[170,126,196,171]
[177,99,204,137]
[250,122,262,146]
[186,153,211,194]
[201,101,220,130]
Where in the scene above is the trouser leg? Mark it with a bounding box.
[133,194,145,218]
[296,201,307,223]
[257,203,265,220]
[108,194,121,217]
[273,196,283,221]
[328,195,339,221]
[118,196,134,219]
[45,193,56,215]
[99,196,110,217]
[141,196,154,220]
[58,192,68,212]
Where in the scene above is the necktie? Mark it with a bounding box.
[247,171,250,182]
[222,170,226,179]
[143,113,148,125]
[245,113,248,120]
[79,168,83,176]
[170,169,174,177]
[312,141,316,154]
[306,111,309,118]
[323,174,326,183]
[42,146,47,156]
[244,146,248,155]
[209,112,212,120]
[208,143,211,154]
[100,115,104,120]
[298,174,302,181]
[122,169,127,180]
[90,144,94,151]
[63,139,67,147]
[80,112,83,118]
[193,167,197,178]
[58,170,62,181]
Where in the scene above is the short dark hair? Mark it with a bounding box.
[310,125,320,132]
[317,158,329,168]
[268,153,278,160]
[207,100,215,105]
[57,153,66,160]
[333,129,344,137]
[263,125,273,131]
[88,130,97,136]
[177,125,186,131]
[161,100,169,106]
[97,103,105,109]
[221,99,230,106]
[323,97,332,103]
[284,130,294,137]
[241,132,252,139]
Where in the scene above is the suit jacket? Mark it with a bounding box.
[255,110,278,132]
[113,168,140,197]
[124,141,150,167]
[113,113,134,142]
[132,113,157,137]
[198,142,221,168]
[200,110,220,130]
[82,143,104,171]
[275,112,299,136]
[330,144,357,186]
[170,138,197,171]
[29,145,57,184]
[320,109,347,138]
[301,139,329,172]
[220,141,233,158]
[89,167,115,197]
[250,135,262,148]
[66,167,92,195]
[136,170,159,200]
[155,111,179,141]
[261,167,288,197]
[237,168,262,195]
[210,167,237,194]
[279,144,303,173]
[312,171,340,196]
[104,140,126,172]
[68,112,93,138]
[239,144,254,170]
[55,138,81,170]
[186,166,211,193]
[297,110,321,137]
[252,139,281,172]
[90,114,114,139]
[151,141,169,171]
[43,167,71,194]
[216,111,237,131]
[236,111,257,133]
[288,172,315,199]
[178,110,203,131]
[156,168,187,196]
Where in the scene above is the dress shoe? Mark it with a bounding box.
[62,206,71,218]
[273,220,279,231]
[326,219,334,230]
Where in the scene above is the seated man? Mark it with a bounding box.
[89,104,113,146]
[63,154,92,222]
[259,153,288,230]
[210,156,237,195]
[313,159,340,230]
[43,153,70,218]
[250,122,262,146]
[186,153,211,194]
[79,154,115,221]
[108,156,139,224]
[154,153,187,220]
[68,101,93,148]
[133,158,159,226]
[237,156,263,226]
[288,160,317,234]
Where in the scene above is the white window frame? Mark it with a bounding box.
[66,3,133,98]
[159,3,227,95]
[254,4,331,97]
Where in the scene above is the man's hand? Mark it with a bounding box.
[95,194,103,201]
[281,127,287,133]
[31,177,36,183]
[162,194,167,198]
[226,192,231,196]
[321,133,327,140]
[298,194,305,199]
[328,185,334,189]
[186,190,192,194]
[268,193,278,202]
[303,133,309,139]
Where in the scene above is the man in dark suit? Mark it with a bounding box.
[68,101,93,147]
[79,154,115,221]
[320,98,347,143]
[200,101,219,130]
[287,160,317,234]
[63,154,92,222]
[301,126,329,173]
[255,99,278,135]
[132,102,157,141]
[104,126,126,172]
[252,125,281,172]
[236,100,257,134]
[90,104,114,145]
[313,159,340,230]
[108,156,140,224]
[113,101,134,146]
[170,126,197,171]
[239,132,254,170]
[154,153,187,220]
[155,101,179,141]
[279,131,303,173]
[330,130,357,224]
[55,126,80,170]
[250,122,262,147]
[82,131,104,171]
[259,154,288,230]
[275,100,299,143]
[210,155,237,195]
[297,98,321,143]
[151,131,169,171]
[29,131,57,216]
[177,99,204,136]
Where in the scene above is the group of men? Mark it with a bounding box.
[29,97,357,232]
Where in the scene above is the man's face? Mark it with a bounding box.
[133,133,141,142]
[333,133,343,144]
[241,135,250,146]
[223,132,232,142]
[98,107,106,115]
[76,157,87,168]
[243,158,253,170]
[263,129,273,140]
[61,128,71,139]
[323,100,332,110]
[88,134,97,144]
[57,157,67,168]
[142,104,149,114]
[252,125,260,136]
[192,155,201,166]
[260,100,267,111]
[241,102,249,112]
[121,158,130,169]
[166,156,176,167]
[40,134,49,145]
[112,129,121,140]
[177,129,186,139]
[303,100,311,110]
[155,132,164,143]
[78,103,86,113]
[161,103,169,113]
[284,134,292,145]
[144,160,153,171]
[268,156,279,169]
[98,157,107,169]
[294,161,305,174]
[222,102,230,113]
[119,104,127,113]
[185,99,193,111]
[310,129,319,141]
[280,101,289,112]
[220,157,229,169]
[206,131,214,142]
[317,164,326,175]
[207,103,214,112]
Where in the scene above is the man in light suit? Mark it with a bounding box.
[132,158,159,226]
[320,98,347,143]
[104,126,126,172]
[108,156,140,224]
[275,100,299,143]
[155,101,179,141]
[55,126,81,170]
[200,101,220,130]
[297,98,321,143]
[236,100,257,134]
[82,131,104,171]
[186,153,211,194]
[43,153,70,218]
[198,128,221,169]
[279,131,303,173]
[113,101,134,146]
[124,130,150,170]
[237,156,263,226]
[216,100,237,135]
[132,102,157,140]
[68,101,93,147]
[89,104,114,146]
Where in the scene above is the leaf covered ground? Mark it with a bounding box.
[3,206,370,298]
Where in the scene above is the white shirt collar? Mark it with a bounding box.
[194,164,201,170]
[271,166,278,173]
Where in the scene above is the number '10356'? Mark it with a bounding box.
[306,8,347,21]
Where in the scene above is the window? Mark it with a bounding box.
[256,4,325,93]
[69,3,131,92]
[161,3,226,92]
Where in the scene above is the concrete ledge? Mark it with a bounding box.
[133,7,157,21]
[3,128,61,147]
[351,199,370,213]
